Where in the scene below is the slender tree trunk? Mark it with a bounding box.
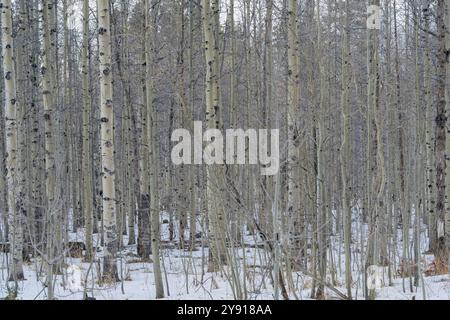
[340,0,352,299]
[1,0,25,283]
[82,0,93,262]
[97,0,119,282]
[286,0,303,268]
[443,0,450,272]
[137,11,151,261]
[41,0,57,298]
[263,0,274,236]
[188,0,197,249]
[366,0,383,300]
[315,0,327,299]
[0,66,6,243]
[202,0,228,271]
[423,0,436,254]
[145,0,165,298]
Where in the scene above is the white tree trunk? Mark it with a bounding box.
[1,0,24,283]
[97,0,118,281]
[82,0,93,262]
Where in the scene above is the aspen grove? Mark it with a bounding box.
[0,0,449,300]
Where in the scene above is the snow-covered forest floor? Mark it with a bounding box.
[1,213,449,300]
[1,253,450,300]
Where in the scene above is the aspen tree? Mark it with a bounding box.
[315,0,327,299]
[188,0,197,248]
[0,7,4,242]
[41,3,59,294]
[286,0,302,267]
[444,0,450,272]
[391,2,407,290]
[366,0,383,300]
[30,0,43,246]
[340,0,352,299]
[82,0,93,262]
[176,0,189,247]
[263,0,274,234]
[118,0,131,244]
[50,0,66,277]
[18,0,39,248]
[0,76,6,243]
[374,0,385,294]
[125,105,135,246]
[63,0,77,233]
[114,1,135,246]
[224,0,237,243]
[384,0,396,285]
[145,0,165,298]
[252,0,264,232]
[202,0,228,271]
[423,0,436,253]
[97,0,119,281]
[303,2,318,296]
[228,0,237,131]
[41,0,56,221]
[167,102,176,242]
[16,0,31,259]
[60,0,70,262]
[407,0,419,287]
[434,0,446,252]
[244,0,253,231]
[435,0,448,268]
[128,111,138,245]
[137,12,151,260]
[1,0,25,282]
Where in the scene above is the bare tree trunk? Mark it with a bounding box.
[97,0,119,282]
[340,0,352,299]
[1,0,25,283]
[423,0,436,254]
[202,0,227,271]
[286,0,303,268]
[145,0,165,298]
[366,0,383,300]
[188,0,197,249]
[443,0,450,273]
[137,12,151,261]
[82,0,93,262]
[315,0,327,299]
[41,0,57,299]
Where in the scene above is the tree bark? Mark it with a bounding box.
[97,0,119,282]
[1,0,25,282]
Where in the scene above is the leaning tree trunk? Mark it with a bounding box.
[1,0,25,282]
[97,0,119,282]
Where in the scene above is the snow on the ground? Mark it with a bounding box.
[1,247,449,300]
[0,211,449,300]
